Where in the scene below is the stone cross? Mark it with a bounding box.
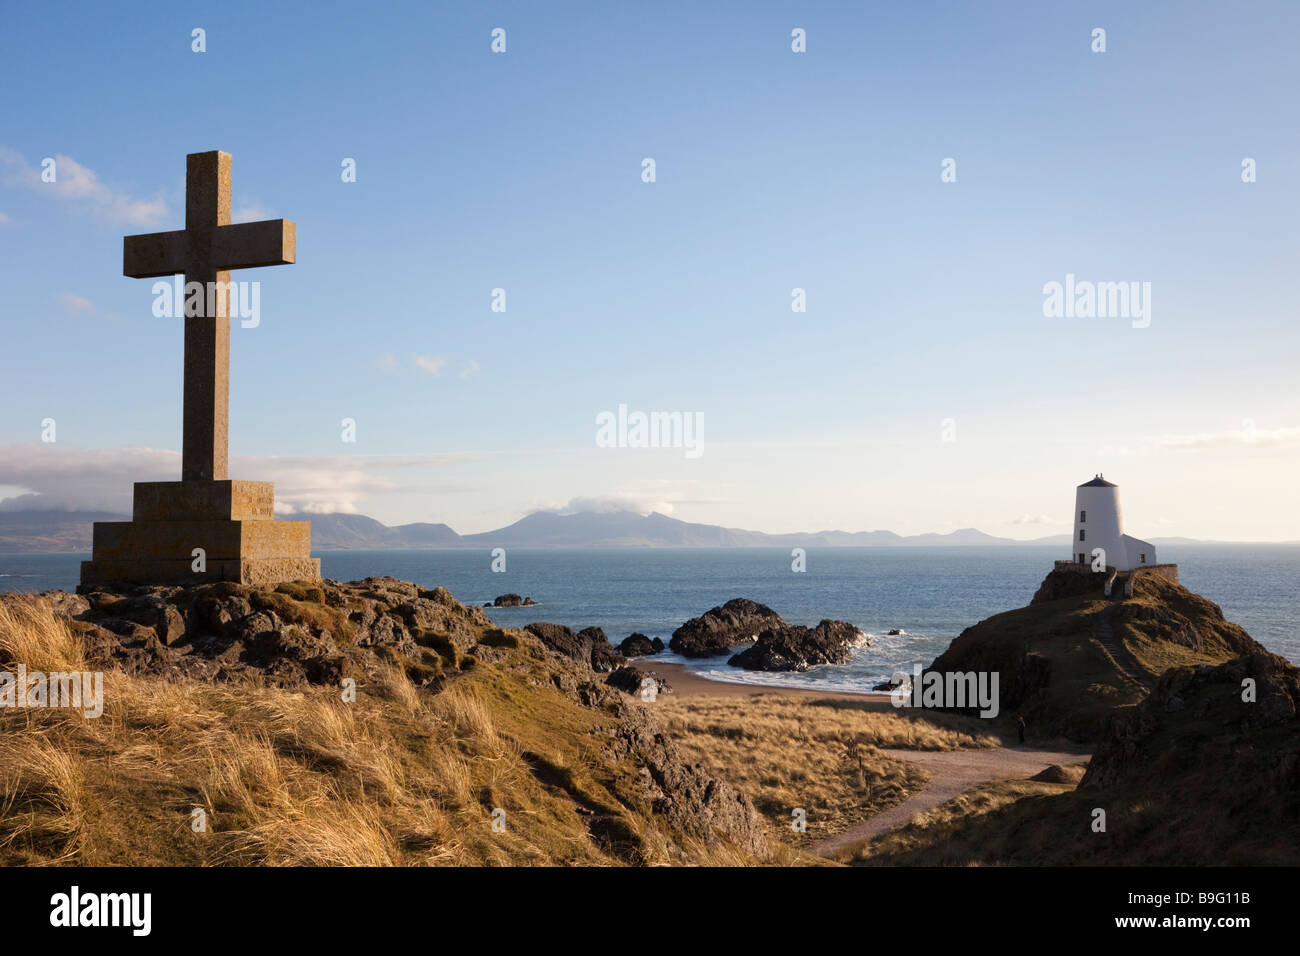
[122,150,295,481]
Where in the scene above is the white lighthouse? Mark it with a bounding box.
[1072,475,1157,571]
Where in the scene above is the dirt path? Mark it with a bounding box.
[809,744,1089,857]
[1096,604,1154,691]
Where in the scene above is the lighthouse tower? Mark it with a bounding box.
[1072,475,1157,571]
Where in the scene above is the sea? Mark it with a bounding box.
[2,546,1297,694]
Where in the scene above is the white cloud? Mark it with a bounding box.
[0,211,11,224]
[1008,513,1060,526]
[232,200,270,223]
[0,444,488,516]
[1158,426,1300,450]
[550,495,674,516]
[414,354,447,376]
[0,147,168,227]
[533,479,734,519]
[459,359,481,380]
[57,292,94,315]
[378,354,398,375]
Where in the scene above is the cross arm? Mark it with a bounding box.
[213,219,296,270]
[123,230,187,278]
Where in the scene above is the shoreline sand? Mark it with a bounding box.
[642,659,895,703]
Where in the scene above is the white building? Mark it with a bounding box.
[1072,475,1157,571]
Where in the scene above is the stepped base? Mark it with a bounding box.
[80,556,321,588]
[79,480,320,590]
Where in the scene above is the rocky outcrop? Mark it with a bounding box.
[619,632,664,657]
[727,619,866,671]
[1082,652,1300,790]
[1029,568,1106,606]
[524,622,621,672]
[669,598,785,658]
[487,593,536,607]
[930,567,1269,743]
[42,576,490,688]
[605,703,767,858]
[1111,584,1262,658]
[605,663,671,698]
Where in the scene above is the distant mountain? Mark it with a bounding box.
[458,514,1022,549]
[0,510,126,554]
[300,513,460,550]
[0,507,1262,554]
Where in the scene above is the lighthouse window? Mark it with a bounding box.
[1140,553,1147,564]
[1079,529,1085,542]
[1080,510,1086,522]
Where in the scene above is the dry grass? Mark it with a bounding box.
[0,596,770,867]
[0,597,87,673]
[656,693,998,847]
[839,776,1079,865]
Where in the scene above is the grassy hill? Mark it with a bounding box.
[0,587,782,866]
[846,651,1300,866]
[926,568,1264,742]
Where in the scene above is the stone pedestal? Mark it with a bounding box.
[79,480,320,590]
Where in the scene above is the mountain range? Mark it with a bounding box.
[0,507,1234,554]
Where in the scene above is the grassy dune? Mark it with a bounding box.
[657,694,999,847]
[0,596,790,866]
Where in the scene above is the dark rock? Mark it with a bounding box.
[252,623,338,663]
[155,604,187,646]
[607,704,767,858]
[669,598,785,658]
[31,578,489,690]
[551,672,577,696]
[577,680,623,709]
[421,586,459,607]
[191,593,252,636]
[356,577,419,602]
[728,619,866,672]
[492,593,525,607]
[1030,568,1108,605]
[606,664,671,698]
[525,622,621,672]
[356,611,405,648]
[42,590,91,620]
[304,655,351,686]
[1082,652,1300,789]
[619,632,663,657]
[578,627,620,672]
[233,610,277,643]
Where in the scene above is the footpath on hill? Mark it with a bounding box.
[810,744,1089,857]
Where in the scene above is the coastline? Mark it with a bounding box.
[642,659,894,703]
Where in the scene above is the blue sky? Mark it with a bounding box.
[2,0,1298,539]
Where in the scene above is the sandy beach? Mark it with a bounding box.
[643,659,895,704]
